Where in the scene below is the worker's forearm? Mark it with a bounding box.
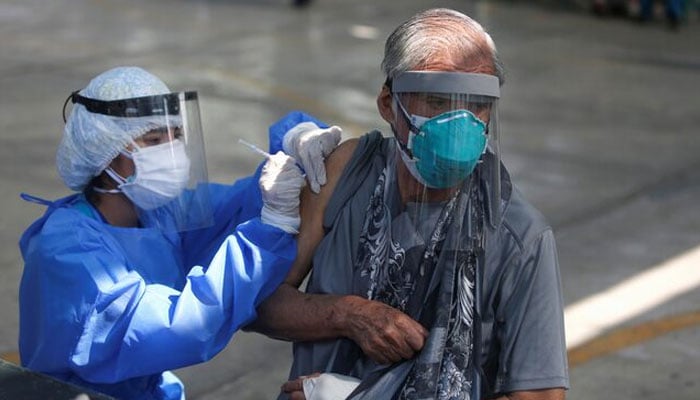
[250,283,353,341]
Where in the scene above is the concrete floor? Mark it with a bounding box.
[1,0,699,399]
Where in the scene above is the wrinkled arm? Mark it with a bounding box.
[250,139,429,364]
[250,139,357,341]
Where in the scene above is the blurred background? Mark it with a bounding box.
[1,0,698,399]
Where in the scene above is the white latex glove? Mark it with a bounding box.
[283,121,342,194]
[303,373,361,400]
[259,151,305,234]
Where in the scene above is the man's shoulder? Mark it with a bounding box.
[319,131,390,228]
[326,137,360,176]
[325,131,388,189]
[328,130,386,163]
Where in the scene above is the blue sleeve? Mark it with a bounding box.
[19,210,295,383]
[268,110,329,154]
[180,177,266,267]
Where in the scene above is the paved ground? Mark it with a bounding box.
[1,0,698,399]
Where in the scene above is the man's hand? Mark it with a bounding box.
[337,296,429,365]
[281,372,320,400]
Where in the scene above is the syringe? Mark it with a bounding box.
[238,138,271,159]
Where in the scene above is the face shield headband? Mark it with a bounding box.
[62,91,198,122]
[389,72,500,190]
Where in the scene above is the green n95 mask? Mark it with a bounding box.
[390,70,503,226]
[396,99,487,189]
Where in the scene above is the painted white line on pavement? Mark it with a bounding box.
[565,244,700,348]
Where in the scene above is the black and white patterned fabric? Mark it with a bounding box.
[353,162,485,400]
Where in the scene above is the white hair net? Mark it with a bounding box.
[57,66,173,191]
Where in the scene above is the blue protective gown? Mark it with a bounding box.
[17,112,325,400]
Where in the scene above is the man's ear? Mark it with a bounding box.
[376,85,395,124]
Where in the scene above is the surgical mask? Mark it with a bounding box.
[100,139,191,210]
[396,98,487,189]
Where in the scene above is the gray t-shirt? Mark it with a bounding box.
[287,132,569,398]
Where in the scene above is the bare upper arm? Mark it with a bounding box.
[283,138,360,287]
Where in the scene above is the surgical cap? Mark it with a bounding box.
[56,66,172,191]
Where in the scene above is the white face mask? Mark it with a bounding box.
[102,139,191,210]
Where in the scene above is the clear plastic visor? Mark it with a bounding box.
[113,92,213,232]
[390,71,502,225]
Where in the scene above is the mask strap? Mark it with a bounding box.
[393,94,421,135]
[92,167,125,194]
[391,94,422,157]
[102,140,144,191]
[104,167,129,187]
[92,186,121,194]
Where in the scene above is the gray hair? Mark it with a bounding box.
[381,8,504,86]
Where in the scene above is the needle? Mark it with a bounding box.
[238,138,271,158]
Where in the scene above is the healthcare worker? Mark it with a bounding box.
[18,66,341,400]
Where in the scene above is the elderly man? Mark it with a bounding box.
[252,8,569,400]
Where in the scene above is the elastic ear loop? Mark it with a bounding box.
[93,167,128,195]
[391,93,421,157]
[93,139,139,194]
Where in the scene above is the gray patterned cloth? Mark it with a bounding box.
[349,158,483,400]
[283,131,569,400]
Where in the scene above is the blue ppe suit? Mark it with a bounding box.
[18,111,325,400]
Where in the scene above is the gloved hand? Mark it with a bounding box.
[302,373,360,400]
[280,372,361,400]
[259,151,305,234]
[283,121,342,194]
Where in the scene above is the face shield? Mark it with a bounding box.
[356,71,501,398]
[70,91,213,232]
[389,71,502,225]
